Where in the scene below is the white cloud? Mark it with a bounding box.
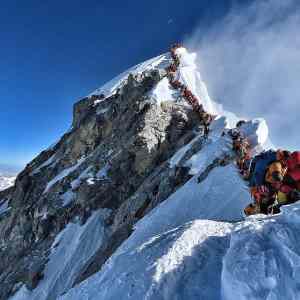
[186,0,300,150]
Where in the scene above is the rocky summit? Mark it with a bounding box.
[1,48,299,300]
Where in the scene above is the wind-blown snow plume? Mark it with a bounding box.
[186,0,300,150]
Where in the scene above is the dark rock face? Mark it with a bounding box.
[0,69,206,299]
[24,260,45,290]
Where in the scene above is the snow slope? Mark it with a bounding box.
[11,209,111,300]
[0,173,14,216]
[0,200,10,216]
[59,162,247,299]
[61,220,232,300]
[61,205,300,300]
[43,157,87,194]
[90,54,171,102]
[222,204,300,300]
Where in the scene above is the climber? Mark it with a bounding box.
[194,103,204,114]
[247,185,272,215]
[198,104,204,113]
[234,138,250,161]
[244,202,260,216]
[170,80,183,90]
[203,125,210,137]
[166,63,177,74]
[170,43,182,53]
[171,52,177,60]
[238,152,252,178]
[167,72,175,82]
[248,150,277,188]
[166,41,212,136]
[183,88,193,100]
[201,112,213,136]
[286,151,300,184]
[258,161,288,214]
[277,149,291,164]
[245,185,278,216]
[230,130,251,174]
[265,161,287,189]
[265,181,300,214]
[226,123,252,178]
[246,150,299,215]
[245,183,275,216]
[273,151,300,207]
[228,127,240,140]
[173,56,180,67]
[243,150,278,215]
[263,151,292,204]
[260,150,290,189]
[182,88,193,105]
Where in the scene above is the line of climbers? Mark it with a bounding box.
[166,44,300,216]
[167,44,300,216]
[228,122,300,216]
[166,44,214,135]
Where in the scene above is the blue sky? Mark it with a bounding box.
[1,0,243,169]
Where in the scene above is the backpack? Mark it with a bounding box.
[249,150,277,187]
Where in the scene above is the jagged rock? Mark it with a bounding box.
[35,215,54,240]
[0,47,237,300]
[0,67,205,299]
[24,261,45,290]
[72,97,94,129]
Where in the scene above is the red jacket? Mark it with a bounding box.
[287,151,300,182]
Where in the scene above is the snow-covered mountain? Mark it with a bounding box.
[1,47,298,300]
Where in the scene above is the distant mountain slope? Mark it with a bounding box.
[0,174,15,191]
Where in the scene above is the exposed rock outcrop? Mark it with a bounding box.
[0,62,207,299]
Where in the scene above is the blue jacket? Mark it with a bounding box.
[249,150,277,187]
